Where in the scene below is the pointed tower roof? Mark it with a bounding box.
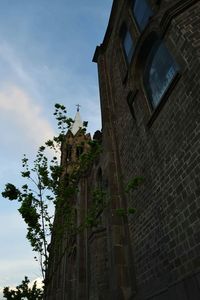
[71,105,83,135]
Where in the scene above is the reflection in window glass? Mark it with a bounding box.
[144,42,179,108]
[133,0,153,31]
[123,30,134,63]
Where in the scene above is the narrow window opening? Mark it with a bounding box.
[66,144,72,161]
[123,30,135,63]
[76,146,83,158]
[132,0,153,31]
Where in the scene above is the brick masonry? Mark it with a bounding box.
[94,0,200,299]
[45,0,200,299]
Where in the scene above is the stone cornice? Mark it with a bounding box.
[92,0,117,63]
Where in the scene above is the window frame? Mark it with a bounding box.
[120,24,135,65]
[143,39,180,114]
[127,90,138,119]
[132,0,154,32]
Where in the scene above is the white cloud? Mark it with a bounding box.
[0,211,24,235]
[0,211,40,282]
[0,259,38,275]
[0,42,40,98]
[29,277,43,289]
[0,85,55,148]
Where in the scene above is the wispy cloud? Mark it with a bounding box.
[0,0,112,292]
[0,85,55,148]
[0,259,38,276]
[0,42,41,99]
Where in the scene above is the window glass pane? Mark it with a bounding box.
[123,31,134,63]
[133,0,153,31]
[144,42,179,108]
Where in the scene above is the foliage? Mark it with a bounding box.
[3,276,43,300]
[84,189,108,228]
[53,140,104,242]
[115,207,136,217]
[115,176,144,217]
[2,102,143,284]
[125,176,144,193]
[46,103,74,152]
[128,207,136,214]
[1,103,103,279]
[115,208,127,217]
[2,183,21,200]
[1,104,74,278]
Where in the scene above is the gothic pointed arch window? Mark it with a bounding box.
[144,40,179,109]
[120,24,135,64]
[132,0,153,31]
[123,30,135,63]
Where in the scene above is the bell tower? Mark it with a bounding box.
[61,105,91,176]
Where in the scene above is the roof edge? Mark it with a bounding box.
[92,0,118,63]
[92,46,101,63]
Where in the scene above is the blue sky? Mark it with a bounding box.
[0,0,112,296]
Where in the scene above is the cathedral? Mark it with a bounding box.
[45,1,200,299]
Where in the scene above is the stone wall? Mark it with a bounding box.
[45,0,200,299]
[94,0,200,299]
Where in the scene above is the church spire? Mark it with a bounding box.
[76,104,81,112]
[71,105,83,135]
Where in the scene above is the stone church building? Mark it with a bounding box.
[45,0,200,299]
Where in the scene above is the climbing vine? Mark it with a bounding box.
[115,176,144,217]
[52,137,104,246]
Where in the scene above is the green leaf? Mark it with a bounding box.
[128,207,136,214]
[21,171,30,178]
[115,208,126,217]
[2,183,21,200]
[55,103,61,109]
[125,176,144,193]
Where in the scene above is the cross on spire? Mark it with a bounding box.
[76,104,81,112]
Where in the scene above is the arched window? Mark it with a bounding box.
[132,0,153,31]
[123,30,135,63]
[120,24,135,64]
[144,41,179,109]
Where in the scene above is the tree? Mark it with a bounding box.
[3,276,43,300]
[1,103,142,282]
[1,104,74,278]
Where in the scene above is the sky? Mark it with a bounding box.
[0,0,112,297]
